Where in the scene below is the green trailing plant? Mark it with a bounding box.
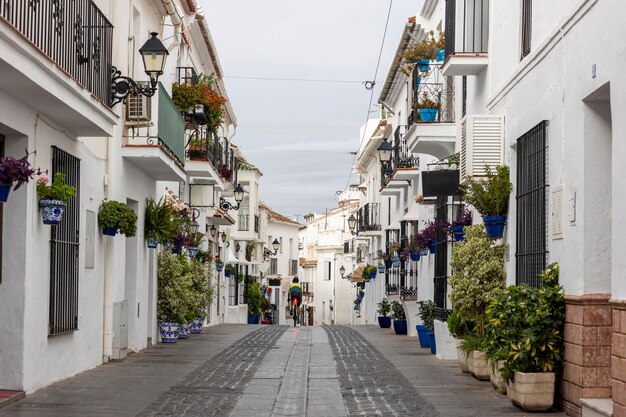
[461,165,512,216]
[377,298,391,317]
[145,197,180,243]
[98,200,138,236]
[487,263,565,382]
[417,300,436,331]
[448,224,505,337]
[363,265,377,277]
[157,251,195,324]
[36,173,75,203]
[390,300,406,321]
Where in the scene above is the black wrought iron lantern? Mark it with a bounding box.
[377,139,393,163]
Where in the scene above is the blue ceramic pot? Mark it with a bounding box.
[393,320,407,335]
[416,325,430,348]
[410,251,420,261]
[451,225,465,242]
[378,316,392,328]
[419,108,438,122]
[428,331,437,354]
[0,183,11,202]
[483,215,507,238]
[417,59,430,71]
[436,48,445,62]
[147,235,158,248]
[39,199,65,225]
[428,239,438,254]
[102,226,117,236]
[159,321,180,343]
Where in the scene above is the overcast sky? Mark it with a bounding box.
[203,0,420,221]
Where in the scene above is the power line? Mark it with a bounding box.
[239,148,355,155]
[223,75,368,84]
[342,0,394,193]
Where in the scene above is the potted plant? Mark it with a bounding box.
[145,197,180,248]
[449,224,505,380]
[433,31,445,61]
[246,281,263,324]
[219,164,233,182]
[0,150,42,202]
[98,200,138,237]
[408,235,426,261]
[400,32,437,74]
[214,257,224,272]
[157,251,195,343]
[224,263,237,277]
[188,258,214,334]
[418,92,440,122]
[36,173,75,225]
[172,73,227,133]
[450,209,473,242]
[377,250,392,269]
[171,231,191,253]
[461,165,512,239]
[390,300,407,335]
[363,264,377,281]
[417,300,437,353]
[187,232,204,258]
[376,298,392,328]
[492,263,564,410]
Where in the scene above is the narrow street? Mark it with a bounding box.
[0,325,565,417]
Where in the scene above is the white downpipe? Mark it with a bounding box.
[162,0,182,56]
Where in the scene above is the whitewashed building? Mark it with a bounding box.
[0,0,238,394]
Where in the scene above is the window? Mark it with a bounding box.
[49,147,81,335]
[269,258,277,275]
[323,261,331,280]
[516,121,548,287]
[521,0,532,59]
[289,260,298,276]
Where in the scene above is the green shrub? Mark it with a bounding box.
[377,298,391,317]
[417,300,436,330]
[488,263,565,382]
[145,197,180,244]
[449,224,505,336]
[98,200,138,236]
[447,309,473,338]
[390,300,406,321]
[247,282,262,316]
[157,251,194,324]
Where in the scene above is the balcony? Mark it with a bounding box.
[381,125,420,188]
[441,0,489,76]
[0,0,116,135]
[121,83,187,181]
[238,214,250,232]
[357,203,381,235]
[405,64,456,160]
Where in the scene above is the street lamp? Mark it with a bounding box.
[220,232,227,243]
[110,32,169,106]
[188,208,200,234]
[264,238,280,261]
[339,265,346,278]
[347,214,357,235]
[219,184,245,212]
[272,238,280,253]
[209,224,217,238]
[377,139,393,164]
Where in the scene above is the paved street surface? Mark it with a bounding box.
[0,324,566,417]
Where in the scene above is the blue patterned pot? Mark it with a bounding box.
[147,236,158,248]
[216,263,224,272]
[39,199,65,225]
[102,226,117,236]
[178,324,189,339]
[378,265,385,273]
[0,183,11,202]
[159,321,180,343]
[187,247,198,258]
[190,316,204,334]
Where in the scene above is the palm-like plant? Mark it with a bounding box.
[145,197,180,244]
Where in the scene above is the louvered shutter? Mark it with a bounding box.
[460,114,504,181]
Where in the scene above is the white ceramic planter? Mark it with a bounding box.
[467,351,490,380]
[489,360,506,393]
[507,371,555,411]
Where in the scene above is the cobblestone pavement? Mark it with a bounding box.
[137,325,287,417]
[324,325,441,417]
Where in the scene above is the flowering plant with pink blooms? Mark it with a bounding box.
[36,172,75,203]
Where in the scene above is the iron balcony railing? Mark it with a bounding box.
[444,0,489,59]
[408,63,455,126]
[381,126,420,186]
[124,83,185,167]
[0,0,113,106]
[357,203,381,233]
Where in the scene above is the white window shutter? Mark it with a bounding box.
[461,114,504,181]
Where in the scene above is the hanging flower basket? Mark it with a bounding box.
[0,183,11,202]
[187,246,198,258]
[428,239,438,254]
[171,244,183,254]
[483,215,507,239]
[378,264,385,273]
[147,235,158,248]
[216,262,224,272]
[369,271,376,280]
[102,226,118,236]
[39,199,66,225]
[384,258,392,269]
[436,48,445,62]
[417,59,431,71]
[451,225,465,242]
[409,250,420,262]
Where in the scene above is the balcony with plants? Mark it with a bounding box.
[121,83,187,181]
[441,0,490,76]
[0,0,116,135]
[400,32,457,160]
[381,125,420,188]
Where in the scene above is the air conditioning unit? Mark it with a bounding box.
[125,85,151,125]
[460,114,505,182]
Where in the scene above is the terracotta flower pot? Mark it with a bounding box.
[467,351,490,380]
